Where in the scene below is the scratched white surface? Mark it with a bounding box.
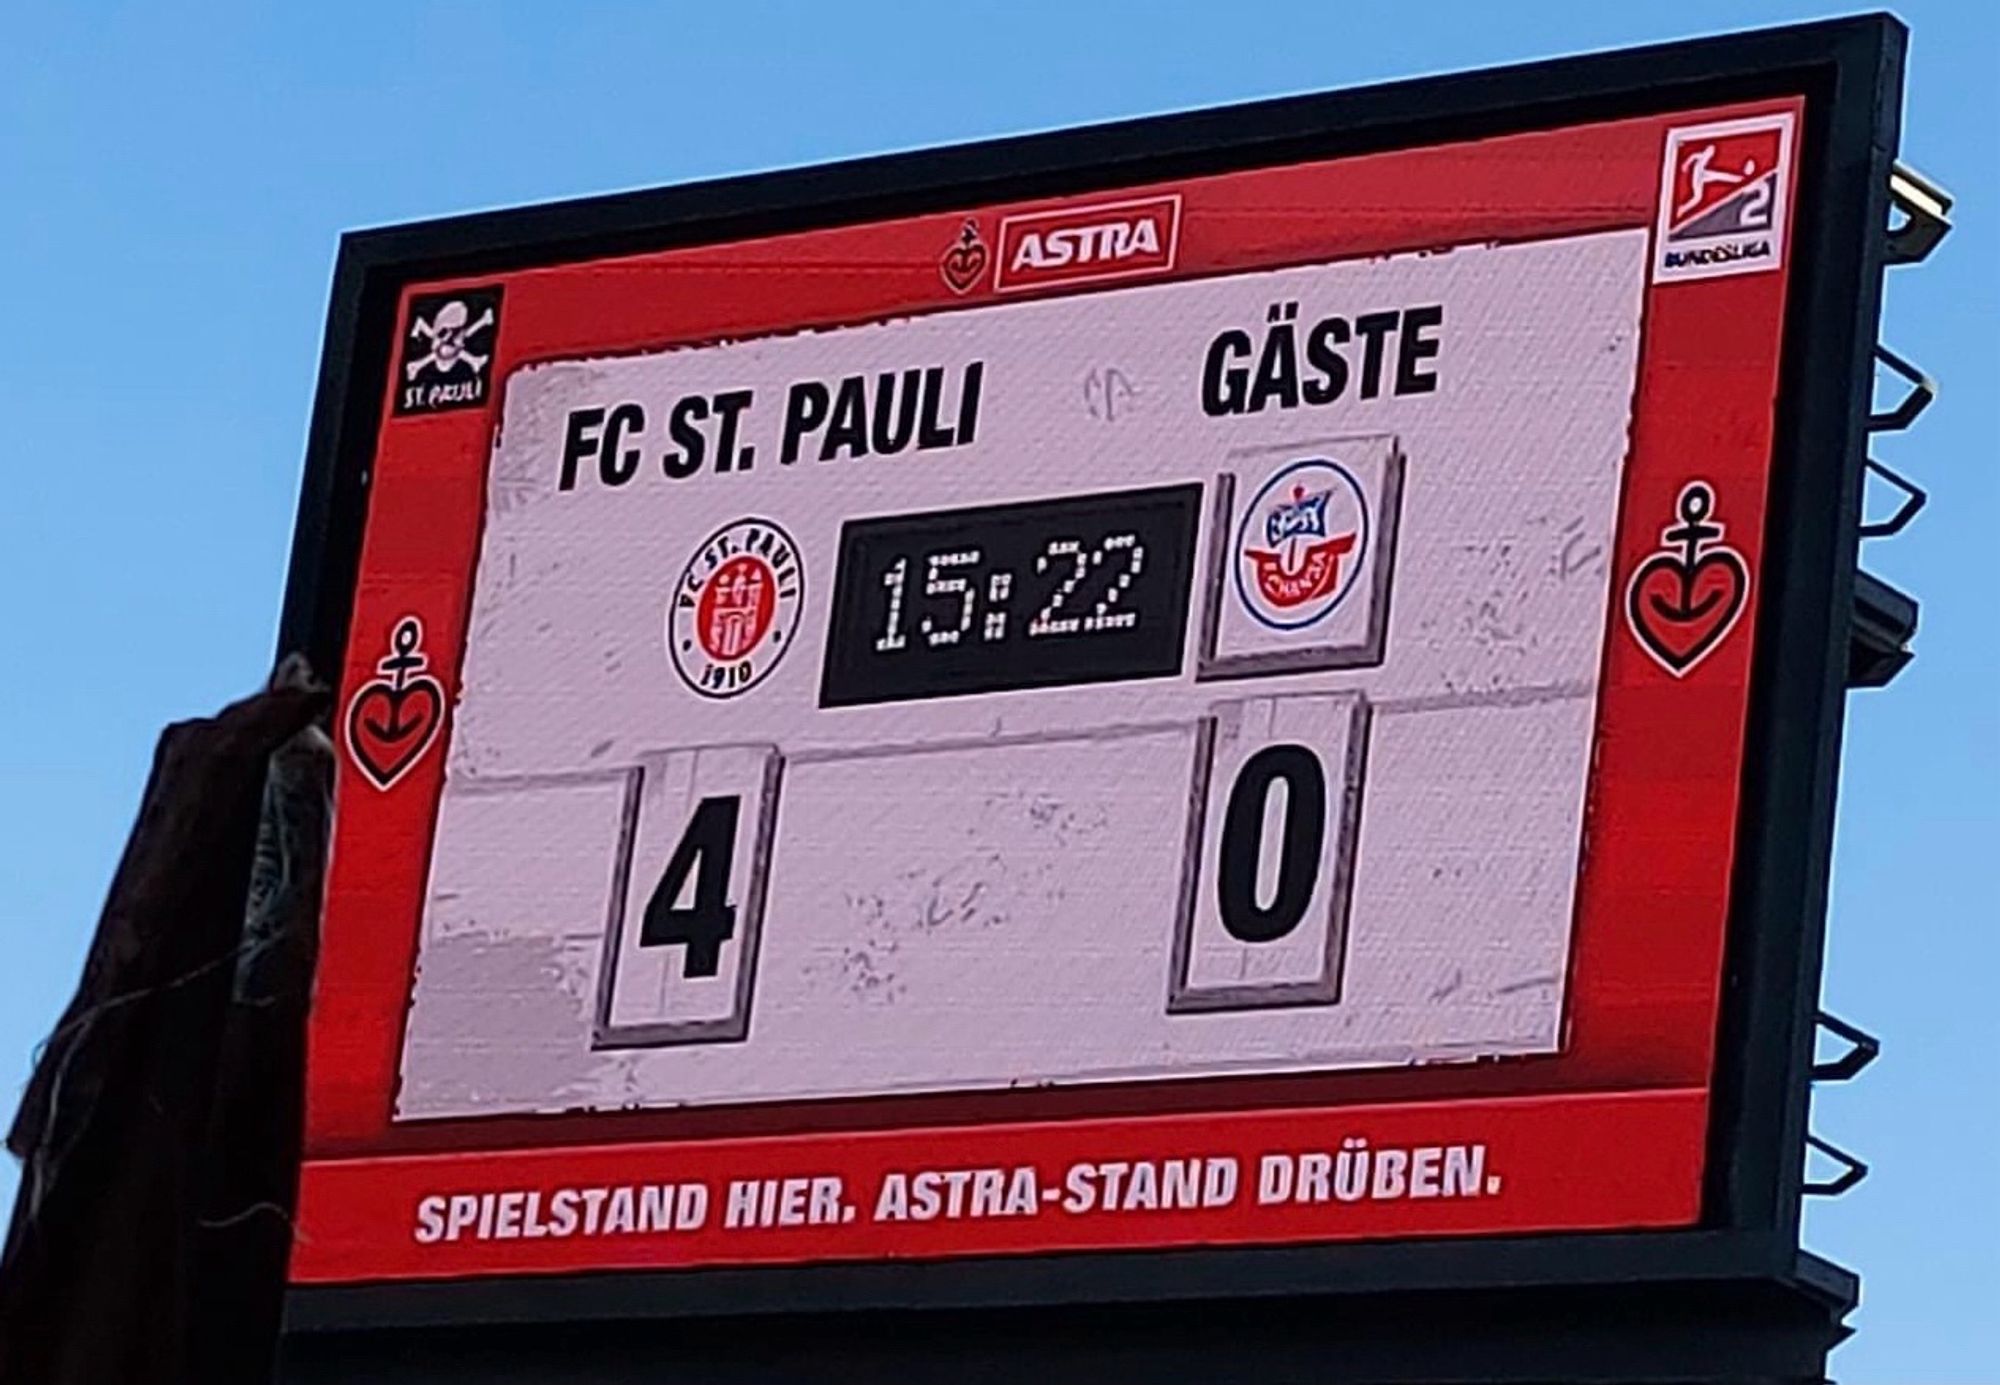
[394,229,1647,1120]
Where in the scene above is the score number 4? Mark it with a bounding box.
[640,794,740,978]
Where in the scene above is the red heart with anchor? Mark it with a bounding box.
[1624,480,1754,679]
[344,616,447,789]
[939,220,988,295]
[346,678,444,789]
[1627,547,1748,675]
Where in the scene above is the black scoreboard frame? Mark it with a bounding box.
[280,14,1902,1361]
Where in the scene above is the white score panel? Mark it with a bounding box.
[392,228,1648,1121]
[396,689,1586,1118]
[1173,692,1369,1013]
[594,744,781,1047]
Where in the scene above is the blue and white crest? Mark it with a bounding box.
[1233,458,1370,632]
[1265,489,1330,548]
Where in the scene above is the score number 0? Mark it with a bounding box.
[1173,692,1365,1012]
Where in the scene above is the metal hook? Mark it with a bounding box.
[1870,345,1936,433]
[1812,1011,1881,1083]
[1803,1134,1869,1197]
[1859,459,1927,540]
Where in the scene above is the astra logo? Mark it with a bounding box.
[1012,217,1159,270]
[995,195,1180,292]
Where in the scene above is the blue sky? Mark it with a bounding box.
[1,2,1992,1378]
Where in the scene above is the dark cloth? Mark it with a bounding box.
[0,671,331,1385]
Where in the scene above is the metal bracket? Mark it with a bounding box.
[1803,1134,1869,1197]
[1848,571,1918,688]
[1886,161,1953,266]
[1859,458,1927,539]
[1812,1010,1881,1082]
[1870,344,1936,433]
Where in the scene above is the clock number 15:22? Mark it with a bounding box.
[873,533,1145,654]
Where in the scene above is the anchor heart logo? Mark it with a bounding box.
[343,616,447,790]
[938,219,989,295]
[1624,481,1751,677]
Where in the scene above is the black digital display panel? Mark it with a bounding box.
[819,483,1202,707]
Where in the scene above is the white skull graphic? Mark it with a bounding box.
[407,299,495,381]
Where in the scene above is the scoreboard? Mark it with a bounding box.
[281,22,1896,1331]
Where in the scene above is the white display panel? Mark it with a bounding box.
[394,229,1646,1121]
[1173,691,1369,1012]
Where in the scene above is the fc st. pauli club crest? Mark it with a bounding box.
[1234,458,1369,630]
[668,517,805,698]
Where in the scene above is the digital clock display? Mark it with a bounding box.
[819,483,1203,707]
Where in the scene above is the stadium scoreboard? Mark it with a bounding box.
[279,19,1902,1339]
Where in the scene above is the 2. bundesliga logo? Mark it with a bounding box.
[668,518,804,699]
[1234,459,1369,631]
[1653,114,1793,283]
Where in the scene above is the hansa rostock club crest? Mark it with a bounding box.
[1235,458,1370,631]
[668,517,804,698]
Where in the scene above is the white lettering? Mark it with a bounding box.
[414,1194,447,1244]
[1011,217,1164,272]
[875,1173,911,1221]
[494,1190,526,1239]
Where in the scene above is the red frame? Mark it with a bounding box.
[296,96,1802,1283]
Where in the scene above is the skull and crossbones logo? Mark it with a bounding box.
[405,299,494,381]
